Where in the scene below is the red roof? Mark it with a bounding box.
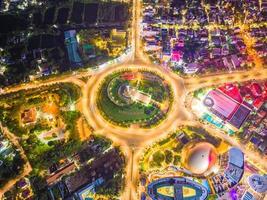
[258,110,266,118]
[218,83,243,103]
[121,73,136,80]
[250,82,262,97]
[240,86,252,97]
[46,162,76,185]
[262,91,267,100]
[171,50,182,62]
[253,97,264,109]
[206,90,239,119]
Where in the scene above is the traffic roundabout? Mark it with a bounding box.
[82,64,189,140]
[96,69,173,128]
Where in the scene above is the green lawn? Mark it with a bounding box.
[0,83,82,173]
[108,78,129,105]
[0,147,24,187]
[138,80,167,102]
[99,86,159,122]
[97,70,172,127]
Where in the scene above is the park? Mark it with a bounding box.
[96,69,173,128]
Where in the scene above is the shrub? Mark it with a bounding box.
[152,151,165,166]
[164,150,173,164]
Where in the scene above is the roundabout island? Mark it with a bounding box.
[83,64,188,142]
[95,69,173,128]
[0,0,267,199]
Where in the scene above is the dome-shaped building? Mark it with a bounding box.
[182,142,218,175]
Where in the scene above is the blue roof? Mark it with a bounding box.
[242,191,255,200]
[147,177,208,200]
[201,180,211,193]
[229,147,244,168]
[75,178,104,200]
[64,30,82,65]
[250,137,261,146]
[248,174,267,193]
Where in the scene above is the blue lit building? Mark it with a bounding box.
[147,177,208,200]
[64,30,82,66]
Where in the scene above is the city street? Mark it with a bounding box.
[0,0,266,199]
[0,124,32,195]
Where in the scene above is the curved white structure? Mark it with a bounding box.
[183,142,217,175]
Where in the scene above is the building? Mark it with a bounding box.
[248,174,267,193]
[110,29,126,47]
[109,29,127,56]
[171,49,182,62]
[64,30,82,65]
[161,29,171,56]
[183,63,200,74]
[225,148,244,183]
[64,149,124,194]
[82,44,96,59]
[176,132,189,145]
[182,142,218,175]
[211,147,244,194]
[242,191,256,200]
[21,108,37,125]
[46,162,76,185]
[147,177,208,200]
[203,89,251,129]
[0,140,9,154]
[204,89,239,119]
[74,178,104,200]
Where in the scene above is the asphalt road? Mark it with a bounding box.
[0,0,266,199]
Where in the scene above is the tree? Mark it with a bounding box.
[152,151,165,166]
[173,155,181,165]
[164,150,173,164]
[207,195,218,200]
[61,110,80,138]
[95,170,125,197]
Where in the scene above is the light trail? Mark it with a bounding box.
[0,0,266,199]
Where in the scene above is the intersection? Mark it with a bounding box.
[0,0,266,199]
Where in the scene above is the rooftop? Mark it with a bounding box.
[65,149,123,194]
[228,147,244,168]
